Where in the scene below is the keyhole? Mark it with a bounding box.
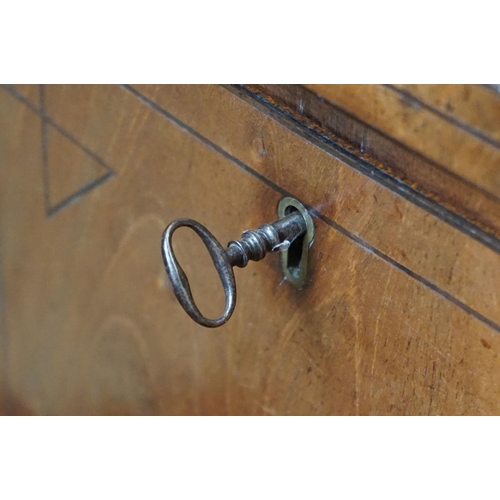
[284,206,306,281]
[277,197,315,289]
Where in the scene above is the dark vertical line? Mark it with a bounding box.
[3,84,115,217]
[39,84,51,216]
[0,84,40,113]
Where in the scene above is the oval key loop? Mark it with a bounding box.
[162,219,236,328]
[161,198,314,328]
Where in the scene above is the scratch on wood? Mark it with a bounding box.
[261,312,302,408]
[261,405,277,415]
[344,301,362,416]
[370,269,393,382]
[294,345,328,377]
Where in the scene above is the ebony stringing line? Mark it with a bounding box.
[229,84,500,255]
[6,83,498,334]
[293,82,500,206]
[1,85,115,218]
[122,84,500,336]
[39,84,51,215]
[384,84,500,152]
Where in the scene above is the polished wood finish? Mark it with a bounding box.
[393,84,500,142]
[1,84,500,415]
[251,84,500,244]
[305,84,500,199]
[130,84,500,328]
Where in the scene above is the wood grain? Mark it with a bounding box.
[393,84,500,143]
[1,85,500,415]
[118,84,500,329]
[45,124,111,211]
[8,84,40,109]
[305,84,500,200]
[250,83,500,242]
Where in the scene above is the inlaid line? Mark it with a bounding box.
[47,170,114,217]
[384,84,500,152]
[230,84,500,253]
[39,85,51,215]
[122,84,500,336]
[255,83,500,208]
[2,84,115,218]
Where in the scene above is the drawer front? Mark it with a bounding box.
[1,84,499,415]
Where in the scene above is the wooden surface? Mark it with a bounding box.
[251,84,500,246]
[393,84,500,143]
[1,84,500,415]
[305,84,500,199]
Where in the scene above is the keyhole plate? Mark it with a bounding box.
[277,197,315,289]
